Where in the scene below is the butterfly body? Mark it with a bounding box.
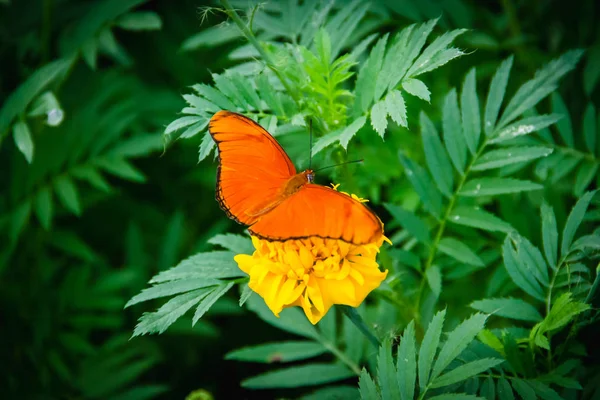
[209,111,383,245]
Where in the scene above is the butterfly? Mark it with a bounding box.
[208,111,383,245]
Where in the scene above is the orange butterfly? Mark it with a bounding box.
[208,111,383,245]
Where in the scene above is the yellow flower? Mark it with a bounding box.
[234,235,388,324]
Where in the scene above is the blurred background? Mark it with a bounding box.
[0,0,598,399]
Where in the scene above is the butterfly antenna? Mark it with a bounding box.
[309,119,313,170]
[313,159,364,173]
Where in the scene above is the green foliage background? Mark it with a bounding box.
[1,0,599,399]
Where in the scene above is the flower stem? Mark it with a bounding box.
[219,0,302,107]
[339,305,381,349]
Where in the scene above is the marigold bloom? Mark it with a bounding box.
[234,234,388,324]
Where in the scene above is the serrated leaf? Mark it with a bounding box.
[385,90,407,128]
[132,288,212,336]
[561,190,598,257]
[426,265,442,297]
[125,278,220,308]
[481,376,495,400]
[461,68,481,154]
[378,337,401,400]
[72,165,111,192]
[497,377,515,400]
[527,380,563,400]
[399,153,442,218]
[192,282,235,324]
[472,146,553,171]
[339,116,367,150]
[428,394,484,400]
[544,292,590,332]
[490,114,561,144]
[502,236,545,301]
[430,358,503,388]
[116,11,162,30]
[384,204,431,244]
[438,237,484,266]
[470,298,542,322]
[583,103,596,154]
[150,251,245,284]
[449,206,514,233]
[421,112,453,197]
[403,79,430,102]
[397,321,416,400]
[432,313,488,380]
[242,363,354,389]
[239,283,252,307]
[511,379,536,400]
[584,44,600,95]
[208,233,253,254]
[459,178,542,197]
[551,93,574,147]
[181,24,241,51]
[485,56,514,136]
[418,309,445,391]
[359,368,380,400]
[499,50,583,127]
[443,88,467,173]
[574,162,599,197]
[371,100,388,137]
[95,158,145,182]
[226,341,327,363]
[54,176,81,215]
[354,34,388,115]
[12,121,34,163]
[245,294,318,339]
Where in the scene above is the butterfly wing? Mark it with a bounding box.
[249,184,383,245]
[209,111,296,225]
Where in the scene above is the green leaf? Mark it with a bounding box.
[583,43,600,95]
[574,162,598,197]
[583,103,596,154]
[407,29,467,77]
[470,298,542,322]
[397,321,416,400]
[399,153,442,218]
[481,376,495,400]
[438,237,484,266]
[511,379,536,400]
[428,394,484,400]
[421,112,454,197]
[208,233,253,254]
[551,93,574,147]
[246,294,318,340]
[430,358,504,388]
[95,158,146,182]
[443,88,467,173]
[132,288,212,336]
[497,377,515,400]
[359,368,380,400]
[371,100,389,138]
[544,292,590,332]
[180,24,241,51]
[432,313,488,381]
[527,381,563,400]
[385,90,407,128]
[192,282,234,324]
[461,68,481,154]
[54,176,81,215]
[198,132,215,162]
[450,206,514,233]
[490,114,562,144]
[12,121,34,163]
[125,278,220,308]
[426,265,442,297]
[403,79,430,102]
[226,341,327,363]
[302,385,359,400]
[502,236,545,301]
[499,50,583,127]
[72,165,111,192]
[116,11,162,30]
[378,337,401,400]
[34,187,53,230]
[459,178,543,197]
[472,146,553,171]
[0,57,73,135]
[561,190,598,256]
[384,204,431,244]
[418,309,445,391]
[485,56,514,136]
[354,34,388,114]
[242,363,354,389]
[149,251,245,284]
[239,283,252,307]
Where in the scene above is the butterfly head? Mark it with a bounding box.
[305,169,315,183]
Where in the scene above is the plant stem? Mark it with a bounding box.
[318,335,362,375]
[219,0,302,107]
[339,305,381,349]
